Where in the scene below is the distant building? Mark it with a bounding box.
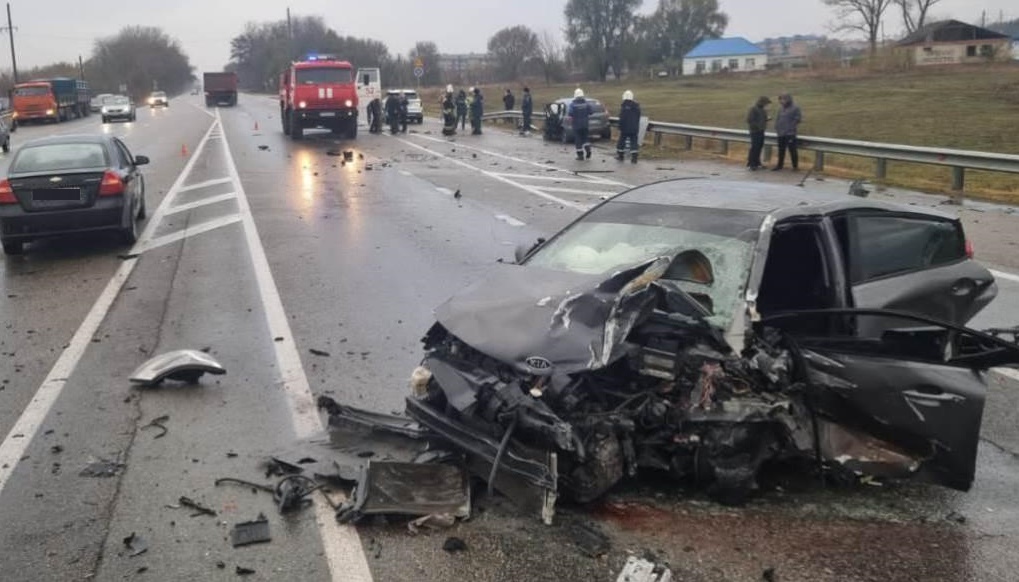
[758,35,826,68]
[683,38,768,75]
[896,20,1012,66]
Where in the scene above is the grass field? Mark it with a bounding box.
[463,64,1019,201]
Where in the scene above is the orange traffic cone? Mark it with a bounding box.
[181,144,189,157]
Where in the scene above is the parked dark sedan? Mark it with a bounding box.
[0,135,149,254]
[405,179,1018,515]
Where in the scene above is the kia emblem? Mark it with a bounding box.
[525,357,553,372]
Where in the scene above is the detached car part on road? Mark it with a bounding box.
[402,179,1018,514]
[0,135,149,254]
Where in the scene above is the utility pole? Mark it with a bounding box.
[78,55,85,81]
[286,7,293,59]
[3,3,17,84]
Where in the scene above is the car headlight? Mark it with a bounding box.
[101,107,109,114]
[45,109,54,115]
[344,99,353,108]
[298,101,307,109]
[148,98,154,104]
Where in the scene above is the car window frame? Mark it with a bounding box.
[112,139,134,169]
[831,210,968,285]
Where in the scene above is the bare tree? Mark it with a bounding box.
[822,0,894,55]
[536,30,564,85]
[488,26,539,82]
[896,0,943,34]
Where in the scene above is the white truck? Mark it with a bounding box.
[355,68,381,126]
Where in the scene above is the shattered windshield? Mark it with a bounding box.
[527,202,762,328]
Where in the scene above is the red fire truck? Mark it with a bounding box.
[279,55,359,140]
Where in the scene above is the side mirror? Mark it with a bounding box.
[134,155,150,166]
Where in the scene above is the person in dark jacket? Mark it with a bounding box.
[384,92,401,135]
[367,97,382,133]
[398,93,409,133]
[455,90,468,130]
[567,88,592,161]
[616,90,642,164]
[520,87,533,135]
[773,93,802,171]
[746,96,771,170]
[469,87,484,135]
[503,89,515,111]
[441,88,457,136]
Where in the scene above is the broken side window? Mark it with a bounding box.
[833,214,966,284]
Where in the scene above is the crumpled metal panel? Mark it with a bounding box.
[129,350,226,386]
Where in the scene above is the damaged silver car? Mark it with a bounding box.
[402,179,1019,514]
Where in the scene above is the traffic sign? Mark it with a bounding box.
[413,67,424,78]
[413,58,424,68]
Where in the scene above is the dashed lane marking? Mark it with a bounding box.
[991,270,1019,285]
[495,214,526,227]
[394,136,591,212]
[0,116,220,496]
[534,186,620,197]
[492,172,623,184]
[217,109,373,582]
[436,187,454,195]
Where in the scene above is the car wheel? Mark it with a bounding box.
[121,205,139,244]
[137,190,147,220]
[2,238,23,255]
[601,128,611,140]
[290,111,303,140]
[347,120,358,139]
[102,116,108,124]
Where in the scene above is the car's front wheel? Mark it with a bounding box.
[1,238,23,255]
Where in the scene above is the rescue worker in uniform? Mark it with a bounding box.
[520,87,533,136]
[367,97,382,134]
[455,89,468,131]
[568,88,592,161]
[469,87,484,135]
[441,87,457,136]
[616,90,642,164]
[385,91,401,135]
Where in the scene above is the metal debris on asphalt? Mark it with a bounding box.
[309,349,331,357]
[177,496,217,517]
[79,456,125,478]
[257,145,269,151]
[616,556,673,582]
[235,566,256,576]
[122,532,149,558]
[442,536,468,553]
[141,415,170,439]
[129,350,226,387]
[337,461,470,524]
[231,513,271,547]
[569,522,611,558]
[407,513,457,535]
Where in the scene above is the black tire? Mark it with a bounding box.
[290,111,303,140]
[2,138,9,153]
[281,107,291,136]
[121,205,139,244]
[9,120,16,132]
[2,239,23,255]
[137,189,147,220]
[347,120,358,139]
[102,116,108,124]
[601,127,611,140]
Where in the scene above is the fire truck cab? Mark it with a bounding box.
[279,55,359,140]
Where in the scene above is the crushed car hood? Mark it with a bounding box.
[434,260,682,375]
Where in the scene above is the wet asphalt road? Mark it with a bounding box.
[0,95,1018,581]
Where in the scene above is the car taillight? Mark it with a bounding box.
[965,239,974,259]
[0,179,15,204]
[99,171,125,196]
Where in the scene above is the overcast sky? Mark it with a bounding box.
[4,0,1016,73]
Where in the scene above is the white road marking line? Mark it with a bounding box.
[410,133,634,188]
[436,187,454,195]
[994,368,1019,382]
[137,215,242,252]
[493,172,619,184]
[0,116,220,496]
[399,170,413,177]
[536,186,620,197]
[394,137,591,212]
[991,269,1019,285]
[190,102,217,119]
[495,214,526,227]
[165,193,238,215]
[217,109,373,582]
[178,177,233,193]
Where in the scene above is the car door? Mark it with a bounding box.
[830,211,996,326]
[764,308,1019,491]
[112,139,141,204]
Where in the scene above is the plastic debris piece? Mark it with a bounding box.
[178,496,217,517]
[236,566,256,575]
[129,350,226,387]
[123,532,149,557]
[408,513,457,535]
[442,537,468,553]
[231,514,271,547]
[80,456,125,478]
[616,557,673,582]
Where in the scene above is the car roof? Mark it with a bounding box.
[557,97,602,104]
[19,134,116,148]
[611,178,955,220]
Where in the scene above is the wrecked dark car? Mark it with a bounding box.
[403,179,1019,514]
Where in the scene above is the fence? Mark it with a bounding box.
[481,110,1019,196]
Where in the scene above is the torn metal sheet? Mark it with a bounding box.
[231,514,271,547]
[129,349,226,386]
[336,461,470,524]
[616,557,673,582]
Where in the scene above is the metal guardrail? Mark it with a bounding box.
[481,110,1019,194]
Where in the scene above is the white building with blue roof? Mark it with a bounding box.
[683,37,768,75]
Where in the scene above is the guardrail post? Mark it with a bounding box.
[683,136,692,150]
[719,140,729,156]
[813,151,825,172]
[654,132,662,147]
[875,158,887,180]
[950,167,965,203]
[762,145,772,163]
